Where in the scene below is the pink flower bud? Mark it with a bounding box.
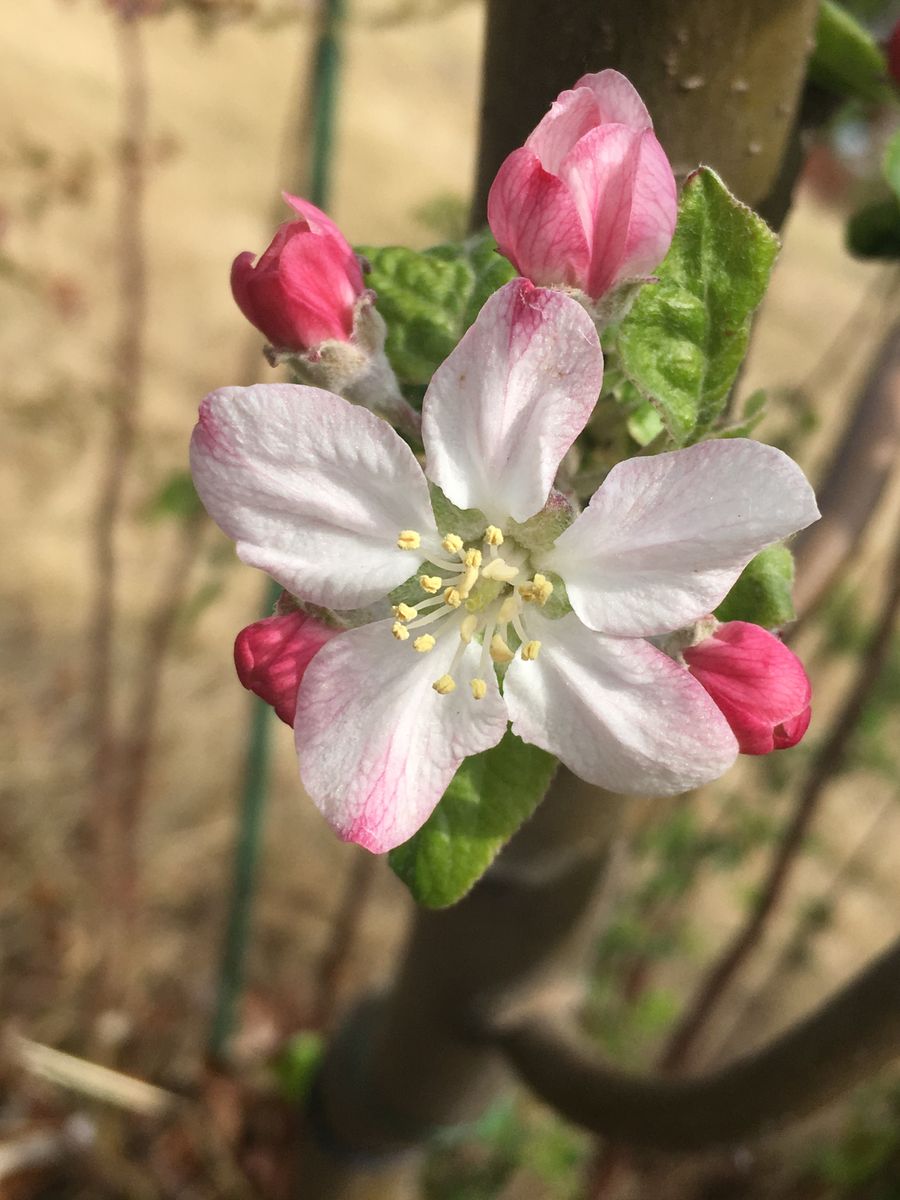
[230,194,365,353]
[683,621,812,756]
[889,19,900,89]
[487,70,677,302]
[234,610,339,727]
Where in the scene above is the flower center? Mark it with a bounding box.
[394,524,554,698]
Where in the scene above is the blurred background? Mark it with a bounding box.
[2,1,900,1197]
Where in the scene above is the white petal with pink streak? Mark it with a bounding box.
[504,611,738,794]
[422,280,603,524]
[190,383,437,610]
[541,439,819,637]
[295,620,509,852]
[573,69,653,130]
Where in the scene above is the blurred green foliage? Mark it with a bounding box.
[422,1097,590,1200]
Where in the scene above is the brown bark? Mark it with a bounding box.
[473,0,821,224]
[300,774,626,1191]
[499,935,900,1151]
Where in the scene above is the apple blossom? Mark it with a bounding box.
[234,608,339,727]
[487,70,677,311]
[230,193,364,353]
[191,279,818,854]
[683,621,812,755]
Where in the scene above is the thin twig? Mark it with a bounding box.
[87,7,148,922]
[113,517,207,945]
[659,525,900,1073]
[790,315,900,627]
[9,1032,177,1117]
[710,795,897,1059]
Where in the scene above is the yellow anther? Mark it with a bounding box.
[521,639,542,661]
[397,529,421,551]
[520,573,554,605]
[464,547,483,569]
[498,594,520,624]
[458,564,480,599]
[459,614,479,644]
[442,533,464,555]
[484,525,504,547]
[481,558,520,583]
[413,634,436,653]
[392,602,417,622]
[419,575,442,594]
[490,634,515,664]
[470,678,487,700]
[392,622,410,641]
[432,674,456,695]
[444,586,462,609]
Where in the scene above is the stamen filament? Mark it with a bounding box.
[407,604,453,630]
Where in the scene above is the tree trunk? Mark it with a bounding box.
[473,0,821,225]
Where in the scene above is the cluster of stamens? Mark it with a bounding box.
[394,525,553,700]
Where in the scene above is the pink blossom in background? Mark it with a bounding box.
[683,621,812,755]
[230,193,365,352]
[234,609,339,727]
[488,70,677,301]
[191,280,818,854]
[888,18,900,88]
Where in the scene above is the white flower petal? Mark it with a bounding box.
[504,611,738,794]
[295,620,509,853]
[190,383,437,609]
[542,439,819,636]
[422,279,603,524]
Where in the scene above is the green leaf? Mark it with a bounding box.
[714,544,796,627]
[143,470,204,523]
[626,401,664,446]
[846,198,900,259]
[388,732,557,908]
[808,1,892,105]
[271,1031,324,1102]
[357,231,517,386]
[617,168,779,444]
[882,130,900,202]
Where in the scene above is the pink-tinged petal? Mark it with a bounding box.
[525,86,605,174]
[282,192,349,242]
[422,280,603,524]
[295,620,508,853]
[775,704,811,749]
[542,439,819,638]
[558,122,644,299]
[230,251,258,326]
[616,130,677,284]
[273,228,361,343]
[683,621,812,755]
[573,69,653,131]
[234,610,339,726]
[488,148,592,288]
[229,197,364,351]
[505,612,738,794]
[190,384,437,609]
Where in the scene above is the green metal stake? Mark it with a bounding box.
[209,0,346,1065]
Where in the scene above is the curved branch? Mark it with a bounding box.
[497,937,900,1151]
